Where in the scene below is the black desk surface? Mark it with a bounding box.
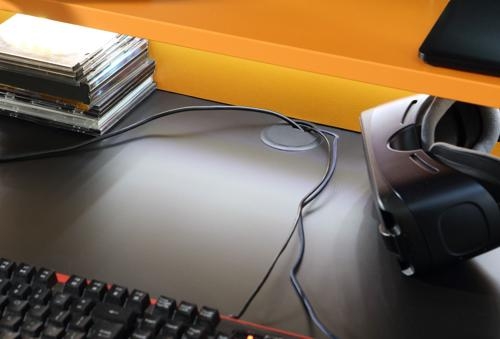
[1,91,500,339]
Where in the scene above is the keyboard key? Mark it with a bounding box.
[0,314,22,332]
[196,306,220,331]
[51,293,73,312]
[0,278,11,295]
[130,328,154,339]
[0,295,8,313]
[30,287,52,305]
[5,299,29,317]
[71,297,95,316]
[88,319,125,339]
[83,280,107,301]
[153,296,176,319]
[64,330,87,339]
[12,263,35,283]
[160,319,189,339]
[21,318,44,337]
[8,282,31,300]
[126,290,150,314]
[33,268,57,288]
[63,276,87,297]
[0,259,16,279]
[42,325,65,339]
[104,285,128,306]
[49,310,71,327]
[175,301,198,322]
[92,302,137,327]
[182,325,209,339]
[26,304,50,322]
[0,330,21,339]
[69,315,93,333]
[139,314,164,334]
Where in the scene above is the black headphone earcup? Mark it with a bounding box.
[430,142,500,190]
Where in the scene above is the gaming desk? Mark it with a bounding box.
[0,91,499,339]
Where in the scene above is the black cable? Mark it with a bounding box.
[231,125,341,339]
[0,104,340,338]
[290,130,340,339]
[230,124,336,318]
[0,105,303,163]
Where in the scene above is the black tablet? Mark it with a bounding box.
[419,0,500,76]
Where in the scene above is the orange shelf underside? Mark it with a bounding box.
[2,0,500,108]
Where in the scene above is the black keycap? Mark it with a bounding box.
[21,318,44,337]
[126,290,150,314]
[182,325,209,339]
[83,280,107,301]
[0,330,21,339]
[0,259,16,279]
[104,285,128,306]
[8,282,31,300]
[0,278,11,295]
[64,330,87,339]
[63,276,87,297]
[30,287,52,305]
[49,310,71,327]
[5,299,29,317]
[175,302,198,322]
[0,295,9,313]
[92,302,137,327]
[196,306,220,331]
[130,328,153,339]
[153,296,176,319]
[139,314,164,334]
[12,263,35,283]
[71,297,95,316]
[214,333,230,339]
[0,314,22,332]
[51,293,73,311]
[69,315,93,333]
[26,304,50,322]
[88,319,125,339]
[33,268,57,288]
[42,325,65,339]
[160,319,189,339]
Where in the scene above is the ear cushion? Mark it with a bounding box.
[421,97,500,153]
[420,97,500,194]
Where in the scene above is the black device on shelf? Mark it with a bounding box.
[419,0,500,76]
[360,94,500,275]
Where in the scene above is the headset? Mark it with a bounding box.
[360,94,500,275]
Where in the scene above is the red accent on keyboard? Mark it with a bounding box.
[55,272,309,338]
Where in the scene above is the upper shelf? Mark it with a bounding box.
[2,0,500,107]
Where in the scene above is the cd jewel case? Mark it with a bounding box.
[0,14,156,134]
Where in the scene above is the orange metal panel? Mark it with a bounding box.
[149,41,411,131]
[2,1,500,109]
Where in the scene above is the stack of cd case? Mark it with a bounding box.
[0,14,156,134]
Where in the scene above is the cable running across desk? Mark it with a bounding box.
[0,105,340,339]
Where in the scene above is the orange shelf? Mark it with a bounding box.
[1,1,500,108]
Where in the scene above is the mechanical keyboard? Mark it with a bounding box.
[0,259,308,339]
